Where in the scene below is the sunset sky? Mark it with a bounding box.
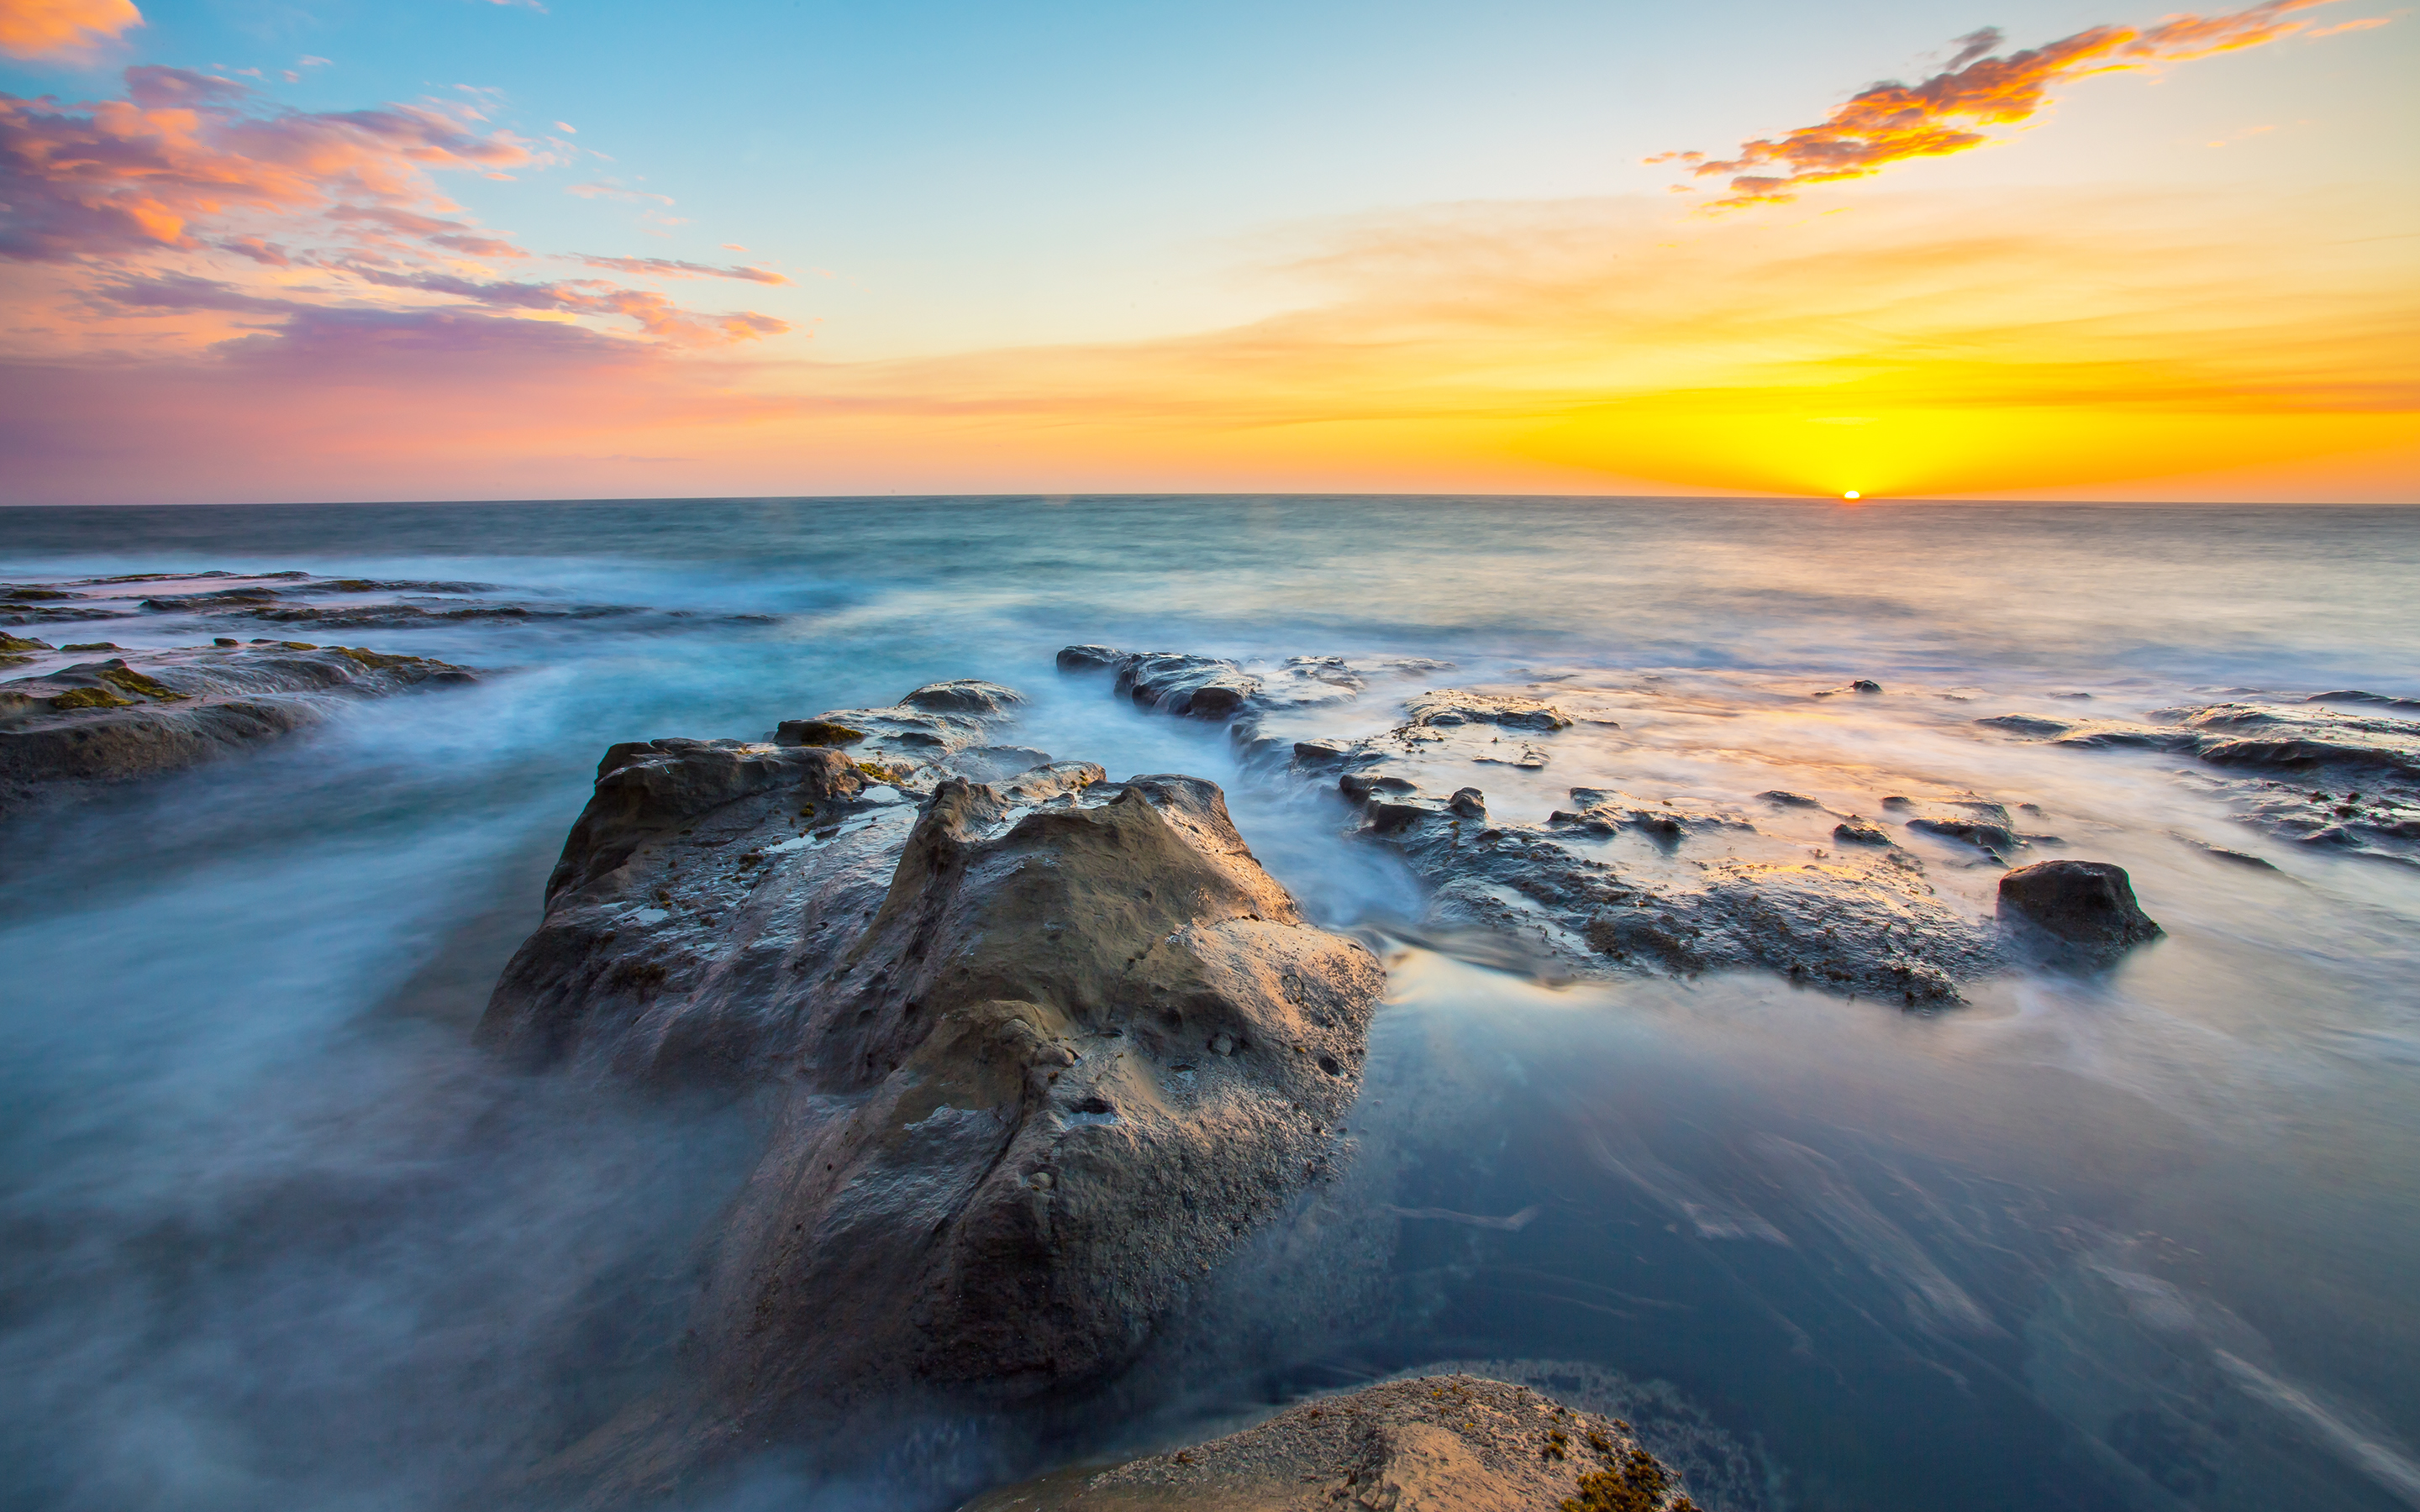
[1,0,2412,504]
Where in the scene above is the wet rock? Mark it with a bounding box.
[1832,818,1894,846]
[1759,790,1821,807]
[1055,644,1128,671]
[1996,860,2161,957]
[0,643,476,816]
[942,743,1055,783]
[1906,817,2021,853]
[1407,690,1572,731]
[1062,648,2001,1005]
[481,686,1382,1474]
[1852,679,1883,694]
[775,717,867,747]
[958,1374,1697,1512]
[1116,652,1262,718]
[1977,699,2420,865]
[902,680,1025,717]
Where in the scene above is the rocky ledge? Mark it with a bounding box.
[959,1374,1697,1512]
[478,680,1383,1486]
[0,637,476,815]
[3,568,772,631]
[1976,694,2420,867]
[1059,647,2168,1005]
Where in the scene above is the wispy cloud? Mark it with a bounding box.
[576,254,786,284]
[1651,0,2353,207]
[0,0,142,62]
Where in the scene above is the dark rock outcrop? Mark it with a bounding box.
[958,1374,1697,1512]
[478,684,1384,1478]
[1996,860,2161,958]
[0,642,476,815]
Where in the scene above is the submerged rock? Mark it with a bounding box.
[1977,697,2420,866]
[959,1373,1697,1512]
[479,683,1383,1476]
[1996,860,2161,958]
[0,642,476,815]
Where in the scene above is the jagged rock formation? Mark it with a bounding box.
[958,1374,1697,1511]
[0,640,476,815]
[1976,696,2420,866]
[477,682,1385,1478]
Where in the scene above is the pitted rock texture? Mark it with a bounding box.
[1976,695,2420,867]
[480,682,1383,1461]
[0,641,476,814]
[958,1374,1697,1512]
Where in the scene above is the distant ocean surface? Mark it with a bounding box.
[3,496,2417,1512]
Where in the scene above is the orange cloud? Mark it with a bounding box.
[0,0,141,62]
[3,187,2408,504]
[1655,0,2348,207]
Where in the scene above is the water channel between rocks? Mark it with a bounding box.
[3,496,2416,1512]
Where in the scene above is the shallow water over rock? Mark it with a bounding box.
[1,496,2416,1512]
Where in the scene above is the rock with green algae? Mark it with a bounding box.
[955,1374,1697,1512]
[0,643,476,815]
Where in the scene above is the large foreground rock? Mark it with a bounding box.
[0,640,475,815]
[478,683,1384,1478]
[959,1374,1698,1511]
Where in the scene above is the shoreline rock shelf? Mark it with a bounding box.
[1975,696,2420,868]
[958,1373,1698,1512]
[1056,644,2182,1005]
[0,640,476,815]
[477,681,1384,1483]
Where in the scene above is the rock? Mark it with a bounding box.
[902,680,1026,717]
[480,685,1383,1473]
[775,717,867,747]
[0,643,477,816]
[1977,699,2420,866]
[1060,647,2001,1005]
[1906,817,2020,853]
[957,1374,1697,1512]
[1759,790,1821,807]
[1996,860,2161,956]
[1407,690,1572,732]
[1056,644,1128,671]
[0,634,52,653]
[1852,679,1883,694]
[1114,652,1263,718]
[1832,818,1893,846]
[942,743,1055,783]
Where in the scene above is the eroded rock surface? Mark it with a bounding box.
[0,640,476,814]
[959,1374,1697,1512]
[1063,647,2006,1005]
[1976,696,2420,867]
[479,682,1384,1472]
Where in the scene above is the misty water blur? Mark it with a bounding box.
[2,496,2416,1512]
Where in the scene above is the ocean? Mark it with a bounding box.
[3,495,2417,1511]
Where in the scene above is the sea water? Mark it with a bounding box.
[2,496,2415,1512]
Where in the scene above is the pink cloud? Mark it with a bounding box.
[1655,0,2349,207]
[576,253,788,284]
[0,66,790,348]
[0,0,142,62]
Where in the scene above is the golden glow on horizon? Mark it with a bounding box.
[1844,490,1861,499]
